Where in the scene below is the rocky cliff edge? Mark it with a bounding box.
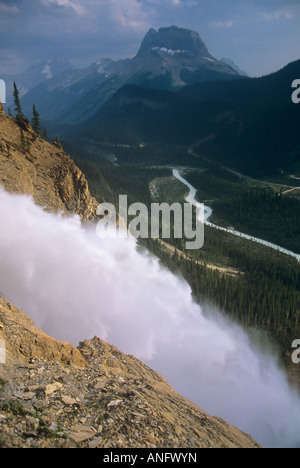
[0,102,98,222]
[0,297,261,448]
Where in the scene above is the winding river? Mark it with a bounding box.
[173,168,300,262]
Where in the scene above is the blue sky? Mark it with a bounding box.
[0,0,299,76]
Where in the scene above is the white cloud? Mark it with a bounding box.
[42,63,53,79]
[41,0,87,16]
[0,3,19,14]
[262,10,294,21]
[108,0,150,31]
[212,20,234,28]
[0,0,299,76]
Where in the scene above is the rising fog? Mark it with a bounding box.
[0,188,300,448]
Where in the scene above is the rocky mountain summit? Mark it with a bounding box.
[137,26,211,58]
[0,297,261,448]
[134,26,238,89]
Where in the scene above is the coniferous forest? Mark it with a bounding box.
[75,156,300,357]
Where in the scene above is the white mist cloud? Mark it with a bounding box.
[0,188,300,448]
[0,3,19,14]
[42,64,53,79]
[41,0,87,16]
[262,10,294,21]
[211,20,234,28]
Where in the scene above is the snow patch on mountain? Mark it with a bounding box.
[152,47,188,56]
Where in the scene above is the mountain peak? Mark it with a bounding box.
[137,25,210,58]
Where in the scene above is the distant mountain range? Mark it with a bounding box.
[3,25,299,178]
[2,58,75,106]
[68,59,300,177]
[19,26,240,124]
[220,58,249,77]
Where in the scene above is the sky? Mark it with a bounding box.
[0,0,299,77]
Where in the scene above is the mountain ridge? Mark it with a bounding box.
[3,58,75,106]
[20,26,240,125]
[72,59,300,177]
[0,101,98,221]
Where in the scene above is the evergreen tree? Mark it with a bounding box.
[26,136,31,153]
[31,105,40,135]
[13,82,24,121]
[54,136,62,149]
[20,129,30,154]
[43,128,48,141]
[20,129,27,153]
